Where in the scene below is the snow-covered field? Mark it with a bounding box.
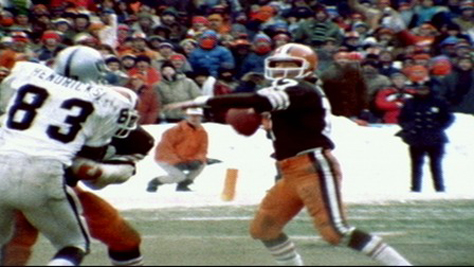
[86,113,474,210]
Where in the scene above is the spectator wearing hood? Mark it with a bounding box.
[396,79,454,193]
[439,55,474,114]
[237,33,273,79]
[188,30,235,78]
[293,4,344,47]
[154,61,203,122]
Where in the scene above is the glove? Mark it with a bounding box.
[187,160,203,170]
[70,158,103,181]
[82,163,136,190]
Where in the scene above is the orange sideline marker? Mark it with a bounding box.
[221,168,238,201]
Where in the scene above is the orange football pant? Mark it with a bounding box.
[250,148,353,245]
[1,186,141,266]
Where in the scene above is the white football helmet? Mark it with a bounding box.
[264,43,318,80]
[53,45,108,84]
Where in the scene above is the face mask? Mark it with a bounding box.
[200,38,216,49]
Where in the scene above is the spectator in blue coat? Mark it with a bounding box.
[396,79,454,193]
[188,30,235,78]
[237,33,273,79]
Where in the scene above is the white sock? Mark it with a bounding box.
[111,255,144,266]
[372,245,412,266]
[361,236,412,266]
[276,253,304,266]
[47,258,75,266]
[267,238,304,266]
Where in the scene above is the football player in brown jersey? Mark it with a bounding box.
[166,43,412,266]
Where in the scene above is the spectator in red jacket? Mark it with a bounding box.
[125,73,161,124]
[127,54,161,86]
[146,108,208,192]
[374,71,416,124]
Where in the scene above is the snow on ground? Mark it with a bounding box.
[86,113,474,210]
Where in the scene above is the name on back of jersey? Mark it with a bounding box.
[30,66,105,98]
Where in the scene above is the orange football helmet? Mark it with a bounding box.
[264,43,318,80]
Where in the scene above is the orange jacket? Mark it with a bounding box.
[154,120,208,165]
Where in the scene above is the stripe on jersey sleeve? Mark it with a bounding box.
[257,88,290,111]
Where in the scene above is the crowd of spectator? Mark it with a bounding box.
[0,0,473,124]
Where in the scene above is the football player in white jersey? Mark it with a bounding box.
[0,45,139,266]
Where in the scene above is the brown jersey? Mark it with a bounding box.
[207,78,335,160]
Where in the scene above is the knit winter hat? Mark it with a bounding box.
[41,30,61,42]
[170,53,186,62]
[253,33,272,44]
[430,56,452,76]
[200,30,218,40]
[11,31,29,43]
[403,65,429,82]
[192,16,209,25]
[158,42,174,49]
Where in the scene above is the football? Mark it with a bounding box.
[225,108,262,136]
